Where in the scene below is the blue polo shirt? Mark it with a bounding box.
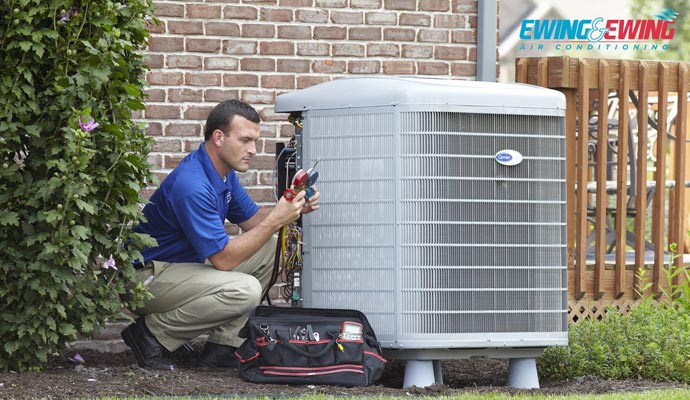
[134,142,259,264]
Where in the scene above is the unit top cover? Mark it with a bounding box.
[275,76,566,112]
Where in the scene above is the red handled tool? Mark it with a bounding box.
[283,159,319,201]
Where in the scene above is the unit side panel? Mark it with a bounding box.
[301,109,397,337]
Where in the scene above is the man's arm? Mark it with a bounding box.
[237,207,273,232]
[208,191,306,271]
[238,187,320,232]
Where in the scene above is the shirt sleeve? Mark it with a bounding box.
[170,182,229,261]
[226,171,260,224]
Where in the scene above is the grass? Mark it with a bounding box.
[95,389,690,400]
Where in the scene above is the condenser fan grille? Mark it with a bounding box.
[303,109,566,345]
[398,111,566,335]
[400,268,564,289]
[401,312,564,334]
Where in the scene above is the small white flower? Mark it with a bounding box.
[103,255,117,270]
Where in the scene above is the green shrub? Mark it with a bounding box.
[0,0,157,371]
[540,255,690,383]
[540,302,690,382]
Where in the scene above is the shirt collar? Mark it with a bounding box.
[198,142,231,194]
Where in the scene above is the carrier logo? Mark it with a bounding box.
[495,150,523,166]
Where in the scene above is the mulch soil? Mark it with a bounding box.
[1,347,687,399]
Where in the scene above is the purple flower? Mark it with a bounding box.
[79,116,99,132]
[59,7,78,23]
[68,353,85,364]
[103,255,117,270]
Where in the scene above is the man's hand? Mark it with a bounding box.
[302,185,320,214]
[264,190,306,230]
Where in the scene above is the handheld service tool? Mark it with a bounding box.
[339,321,363,341]
[283,159,319,202]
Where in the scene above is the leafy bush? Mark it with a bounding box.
[540,303,690,382]
[540,260,690,383]
[0,0,157,371]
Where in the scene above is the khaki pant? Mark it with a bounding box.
[134,236,277,351]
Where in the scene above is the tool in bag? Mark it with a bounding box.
[235,306,387,386]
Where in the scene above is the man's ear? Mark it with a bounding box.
[211,129,225,146]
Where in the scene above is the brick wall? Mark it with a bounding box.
[141,0,483,215]
[75,0,491,352]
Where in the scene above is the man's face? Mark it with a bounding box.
[217,115,259,173]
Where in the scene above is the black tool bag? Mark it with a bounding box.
[235,306,387,386]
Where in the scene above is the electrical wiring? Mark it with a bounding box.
[279,223,303,303]
[267,114,303,305]
[263,141,298,304]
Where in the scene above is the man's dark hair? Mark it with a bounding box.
[204,99,260,141]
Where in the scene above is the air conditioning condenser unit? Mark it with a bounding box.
[275,76,567,389]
